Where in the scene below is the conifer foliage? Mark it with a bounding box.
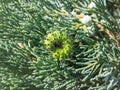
[0,0,120,90]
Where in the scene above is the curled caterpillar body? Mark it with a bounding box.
[45,31,72,60]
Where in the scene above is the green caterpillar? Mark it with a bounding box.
[45,31,72,60]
